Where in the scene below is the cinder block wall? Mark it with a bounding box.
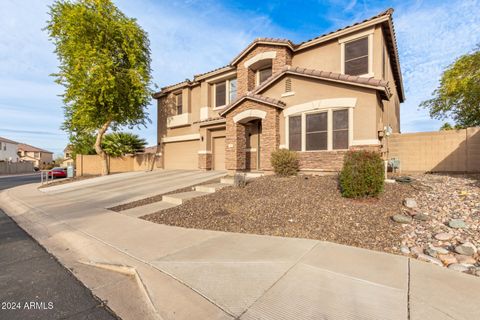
[387,127,480,172]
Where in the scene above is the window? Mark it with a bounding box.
[229,78,237,103]
[258,67,272,85]
[344,37,368,76]
[215,82,226,108]
[306,112,328,151]
[288,115,301,151]
[288,109,350,151]
[175,93,183,115]
[333,110,349,149]
[34,152,40,158]
[214,78,237,109]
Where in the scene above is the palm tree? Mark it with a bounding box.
[102,132,147,157]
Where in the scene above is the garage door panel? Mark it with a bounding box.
[164,140,198,169]
[213,137,225,170]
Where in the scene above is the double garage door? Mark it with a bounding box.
[163,137,226,170]
[164,141,199,170]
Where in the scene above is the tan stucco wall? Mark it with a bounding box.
[76,154,157,176]
[292,39,340,73]
[388,128,480,172]
[262,76,381,144]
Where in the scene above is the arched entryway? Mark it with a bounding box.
[221,97,283,173]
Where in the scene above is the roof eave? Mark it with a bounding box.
[230,41,295,66]
[255,70,391,100]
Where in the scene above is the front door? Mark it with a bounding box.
[245,120,261,171]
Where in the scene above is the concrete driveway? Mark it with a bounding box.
[1,170,479,320]
[40,169,226,208]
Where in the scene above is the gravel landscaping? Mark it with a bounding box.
[142,173,480,276]
[142,175,415,253]
[394,174,480,276]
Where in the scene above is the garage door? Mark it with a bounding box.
[164,140,198,169]
[213,136,225,170]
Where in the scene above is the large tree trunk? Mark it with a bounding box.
[95,120,111,176]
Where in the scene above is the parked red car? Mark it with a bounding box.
[48,167,67,178]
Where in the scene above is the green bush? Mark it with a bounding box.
[339,150,385,198]
[270,149,299,176]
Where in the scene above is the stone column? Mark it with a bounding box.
[226,118,246,172]
[259,109,280,171]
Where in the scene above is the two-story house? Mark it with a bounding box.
[18,143,53,168]
[0,136,20,162]
[153,8,404,173]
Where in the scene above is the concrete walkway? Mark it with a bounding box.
[1,171,479,320]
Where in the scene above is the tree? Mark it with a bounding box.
[69,132,97,159]
[46,0,152,175]
[421,46,480,128]
[102,132,146,157]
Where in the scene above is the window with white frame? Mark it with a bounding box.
[257,66,272,85]
[288,115,301,151]
[214,78,237,109]
[288,109,350,151]
[306,112,328,151]
[332,109,349,149]
[344,37,368,76]
[175,93,183,115]
[340,28,373,77]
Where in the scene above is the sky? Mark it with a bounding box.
[0,0,479,156]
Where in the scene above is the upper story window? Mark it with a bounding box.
[34,152,40,158]
[287,109,350,152]
[340,28,373,77]
[344,37,368,76]
[257,66,272,85]
[214,78,237,109]
[175,93,183,115]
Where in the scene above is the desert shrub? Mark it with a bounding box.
[339,150,384,198]
[270,149,299,176]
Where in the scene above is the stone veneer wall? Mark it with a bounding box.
[297,145,382,172]
[236,44,293,96]
[225,100,280,172]
[198,153,212,170]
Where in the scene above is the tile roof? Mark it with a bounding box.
[230,38,295,66]
[18,143,53,154]
[219,93,286,116]
[154,8,403,101]
[254,66,392,99]
[193,117,226,125]
[296,8,394,47]
[0,136,19,144]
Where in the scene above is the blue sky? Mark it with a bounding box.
[1,0,479,156]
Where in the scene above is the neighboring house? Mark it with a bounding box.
[62,145,74,167]
[18,143,54,168]
[0,136,20,162]
[153,8,404,173]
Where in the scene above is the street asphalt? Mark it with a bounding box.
[0,174,119,320]
[0,173,41,190]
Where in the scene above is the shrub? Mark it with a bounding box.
[270,149,299,176]
[339,150,385,198]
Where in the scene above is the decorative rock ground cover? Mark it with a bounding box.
[143,175,415,254]
[394,174,480,276]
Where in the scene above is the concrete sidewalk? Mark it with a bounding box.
[1,180,479,320]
